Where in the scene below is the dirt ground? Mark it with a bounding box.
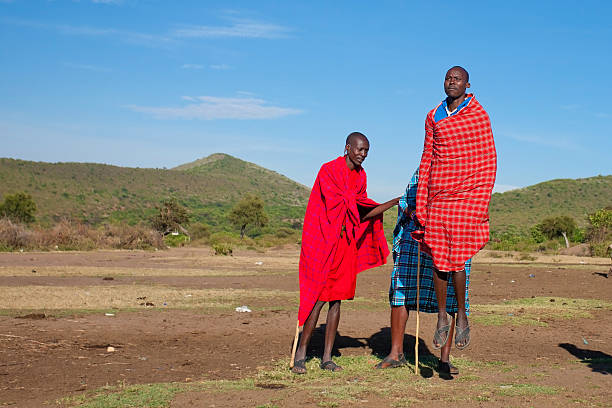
[0,246,610,407]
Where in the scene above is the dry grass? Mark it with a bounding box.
[0,286,297,311]
[0,265,290,277]
[0,218,164,251]
[472,297,612,326]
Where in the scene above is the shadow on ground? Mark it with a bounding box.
[559,342,612,375]
[296,324,445,378]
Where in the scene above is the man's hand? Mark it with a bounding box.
[361,197,401,221]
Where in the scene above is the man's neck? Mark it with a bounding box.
[344,155,359,171]
[446,93,468,112]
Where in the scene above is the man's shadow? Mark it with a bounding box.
[559,343,612,375]
[296,325,446,379]
[368,327,443,379]
[300,324,367,359]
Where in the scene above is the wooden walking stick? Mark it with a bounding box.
[289,320,300,368]
[414,243,421,375]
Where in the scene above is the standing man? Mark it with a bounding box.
[292,132,399,374]
[376,168,471,375]
[412,66,496,350]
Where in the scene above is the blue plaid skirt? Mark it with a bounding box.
[389,222,470,314]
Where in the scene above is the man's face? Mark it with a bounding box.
[444,68,470,98]
[346,138,369,168]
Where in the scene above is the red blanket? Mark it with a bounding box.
[298,156,389,325]
[412,95,497,271]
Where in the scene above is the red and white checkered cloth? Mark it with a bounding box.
[298,156,389,325]
[412,95,497,271]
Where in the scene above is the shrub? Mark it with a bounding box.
[150,198,191,234]
[190,223,210,241]
[0,218,164,251]
[0,192,36,223]
[164,233,189,247]
[212,242,233,256]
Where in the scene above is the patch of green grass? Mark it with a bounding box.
[472,297,612,327]
[472,313,546,326]
[495,383,559,397]
[455,374,481,383]
[450,357,507,370]
[60,382,195,407]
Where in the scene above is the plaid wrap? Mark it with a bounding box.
[390,169,470,313]
[298,156,389,325]
[412,95,497,271]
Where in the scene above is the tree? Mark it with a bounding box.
[150,198,191,235]
[228,195,268,238]
[537,215,577,248]
[0,192,37,223]
[586,208,612,256]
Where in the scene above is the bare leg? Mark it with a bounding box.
[451,270,469,348]
[440,315,455,363]
[293,300,326,367]
[322,300,341,364]
[376,306,409,368]
[432,268,450,348]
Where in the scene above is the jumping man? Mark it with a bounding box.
[412,66,497,350]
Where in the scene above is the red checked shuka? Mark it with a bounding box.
[412,95,497,272]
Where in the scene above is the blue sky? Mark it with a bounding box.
[1,0,611,201]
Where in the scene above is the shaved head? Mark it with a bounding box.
[448,66,469,82]
[346,131,369,146]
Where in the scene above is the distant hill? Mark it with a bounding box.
[489,175,612,233]
[0,155,309,229]
[1,155,609,235]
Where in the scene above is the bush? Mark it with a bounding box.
[585,208,612,257]
[0,192,36,223]
[275,227,295,238]
[164,233,189,247]
[190,223,210,241]
[0,218,164,251]
[212,242,233,256]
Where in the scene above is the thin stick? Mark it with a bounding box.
[289,320,300,368]
[414,243,421,375]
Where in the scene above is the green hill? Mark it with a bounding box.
[0,155,310,231]
[1,154,609,237]
[489,175,612,233]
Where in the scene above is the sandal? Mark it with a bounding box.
[320,360,343,372]
[291,358,306,374]
[433,323,451,350]
[454,324,471,350]
[374,353,407,369]
[438,360,459,375]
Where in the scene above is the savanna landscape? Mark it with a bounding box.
[1,155,611,407]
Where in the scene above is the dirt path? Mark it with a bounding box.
[0,247,610,407]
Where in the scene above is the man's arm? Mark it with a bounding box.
[360,197,401,221]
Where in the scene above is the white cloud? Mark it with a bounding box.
[127,95,303,120]
[493,184,520,193]
[172,19,291,39]
[210,64,231,70]
[181,64,204,69]
[3,18,175,48]
[501,131,584,152]
[63,62,111,72]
